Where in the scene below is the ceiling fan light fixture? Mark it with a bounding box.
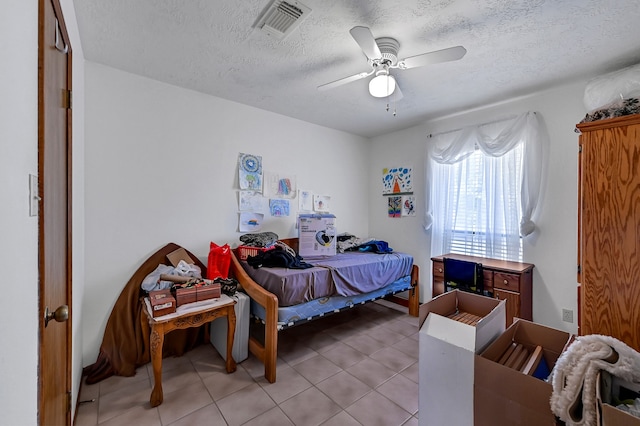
[369,74,396,97]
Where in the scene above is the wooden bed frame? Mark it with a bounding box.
[228,237,420,383]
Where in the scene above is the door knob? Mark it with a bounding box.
[44,305,69,327]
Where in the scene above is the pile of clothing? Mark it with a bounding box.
[336,233,394,253]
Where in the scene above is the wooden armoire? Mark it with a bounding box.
[577,114,640,352]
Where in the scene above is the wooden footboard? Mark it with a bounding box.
[228,238,420,383]
[229,249,279,383]
[385,264,420,317]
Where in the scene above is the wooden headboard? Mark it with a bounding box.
[278,237,299,253]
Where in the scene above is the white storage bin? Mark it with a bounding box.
[210,291,249,362]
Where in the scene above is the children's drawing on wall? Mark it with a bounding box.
[402,195,416,217]
[264,171,296,199]
[238,153,263,192]
[239,191,265,212]
[314,195,331,212]
[269,199,290,217]
[388,196,402,218]
[382,166,413,195]
[239,212,264,232]
[298,189,313,212]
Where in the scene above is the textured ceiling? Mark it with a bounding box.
[73,0,640,138]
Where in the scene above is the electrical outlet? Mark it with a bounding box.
[562,308,574,323]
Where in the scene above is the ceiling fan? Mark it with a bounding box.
[318,26,467,98]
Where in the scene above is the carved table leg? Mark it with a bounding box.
[149,324,165,407]
[226,306,237,373]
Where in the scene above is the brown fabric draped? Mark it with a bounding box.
[82,243,207,384]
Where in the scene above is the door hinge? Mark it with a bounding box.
[577,264,581,274]
[578,145,583,153]
[61,89,72,110]
[67,391,72,413]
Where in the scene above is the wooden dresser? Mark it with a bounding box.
[577,114,640,351]
[432,253,534,326]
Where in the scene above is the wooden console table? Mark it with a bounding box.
[432,254,534,326]
[143,294,237,407]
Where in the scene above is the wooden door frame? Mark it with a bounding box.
[38,0,73,423]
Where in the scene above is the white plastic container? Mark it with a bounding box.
[210,291,249,362]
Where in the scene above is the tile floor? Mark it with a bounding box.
[74,301,419,426]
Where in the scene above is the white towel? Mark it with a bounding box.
[550,334,640,426]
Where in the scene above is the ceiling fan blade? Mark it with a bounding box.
[317,70,373,91]
[350,26,382,60]
[399,45,467,70]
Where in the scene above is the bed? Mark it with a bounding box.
[229,237,419,383]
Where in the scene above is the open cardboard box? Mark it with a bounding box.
[474,318,572,426]
[598,371,640,426]
[419,290,506,426]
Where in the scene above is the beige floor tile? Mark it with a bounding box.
[292,354,342,384]
[316,370,371,408]
[345,390,412,426]
[165,401,226,426]
[346,357,397,389]
[257,365,312,404]
[241,406,295,426]
[343,332,388,355]
[279,387,341,426]
[97,378,151,424]
[383,318,418,336]
[400,361,419,384]
[365,325,407,345]
[394,335,419,358]
[100,403,161,426]
[216,383,276,426]
[157,380,214,425]
[202,364,254,401]
[155,361,202,395]
[99,366,149,397]
[320,341,367,369]
[369,346,417,373]
[376,373,419,415]
[319,410,362,426]
[278,340,319,366]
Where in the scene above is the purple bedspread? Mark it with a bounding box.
[240,251,413,307]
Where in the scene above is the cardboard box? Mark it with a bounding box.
[148,289,176,317]
[166,247,194,267]
[598,372,640,426]
[298,214,336,257]
[601,404,640,426]
[419,290,506,426]
[474,318,572,426]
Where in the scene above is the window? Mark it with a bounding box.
[433,145,523,261]
[425,112,546,263]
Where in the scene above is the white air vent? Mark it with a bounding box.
[255,0,311,40]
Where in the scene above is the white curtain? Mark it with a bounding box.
[424,111,549,257]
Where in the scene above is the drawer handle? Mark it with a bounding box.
[438,268,443,273]
[503,279,509,285]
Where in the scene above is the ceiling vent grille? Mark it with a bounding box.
[255,0,311,40]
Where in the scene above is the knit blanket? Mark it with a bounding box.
[550,334,640,426]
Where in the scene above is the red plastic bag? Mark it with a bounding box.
[207,242,231,280]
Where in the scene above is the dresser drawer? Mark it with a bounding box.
[433,261,444,278]
[483,270,494,293]
[494,272,520,292]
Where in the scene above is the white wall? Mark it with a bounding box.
[0,1,40,423]
[369,81,587,334]
[82,62,370,364]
